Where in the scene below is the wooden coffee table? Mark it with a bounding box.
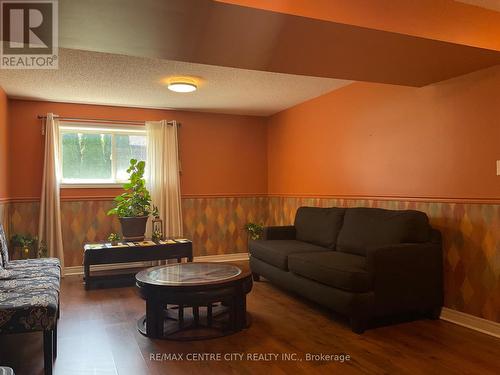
[136,262,253,340]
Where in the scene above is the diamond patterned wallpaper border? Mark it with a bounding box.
[6,197,269,267]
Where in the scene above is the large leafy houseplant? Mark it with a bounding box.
[107,159,152,240]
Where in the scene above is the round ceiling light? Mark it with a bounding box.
[167,81,197,93]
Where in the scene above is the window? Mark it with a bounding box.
[59,123,147,187]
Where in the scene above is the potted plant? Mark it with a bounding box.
[11,234,38,259]
[107,159,153,241]
[107,233,121,246]
[243,223,264,240]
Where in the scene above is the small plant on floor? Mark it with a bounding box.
[243,223,264,240]
[11,234,38,259]
[108,233,121,246]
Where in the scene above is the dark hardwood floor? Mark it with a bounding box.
[1,262,499,375]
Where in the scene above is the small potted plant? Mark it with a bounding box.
[108,233,121,246]
[152,229,162,242]
[243,223,264,241]
[11,234,38,259]
[107,159,153,241]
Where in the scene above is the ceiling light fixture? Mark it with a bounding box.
[167,80,197,93]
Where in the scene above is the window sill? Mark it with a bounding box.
[60,183,124,189]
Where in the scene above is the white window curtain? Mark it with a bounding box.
[38,113,65,268]
[146,120,183,238]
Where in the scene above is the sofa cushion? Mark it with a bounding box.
[0,269,13,279]
[1,261,61,297]
[3,266,60,283]
[0,276,60,292]
[337,207,431,256]
[294,207,346,248]
[249,240,330,270]
[0,287,58,334]
[7,258,61,269]
[288,251,372,293]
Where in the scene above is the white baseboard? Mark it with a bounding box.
[63,252,250,276]
[440,307,500,339]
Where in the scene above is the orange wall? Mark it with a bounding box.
[267,65,500,200]
[0,88,8,200]
[219,0,500,52]
[8,100,267,199]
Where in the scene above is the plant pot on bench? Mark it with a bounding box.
[119,216,149,241]
[108,159,156,242]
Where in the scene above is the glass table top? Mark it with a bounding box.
[137,263,242,286]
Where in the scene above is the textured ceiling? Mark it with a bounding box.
[0,49,351,116]
[455,0,500,12]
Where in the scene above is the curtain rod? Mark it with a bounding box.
[36,115,179,126]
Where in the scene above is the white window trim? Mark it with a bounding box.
[59,182,125,189]
[59,122,146,188]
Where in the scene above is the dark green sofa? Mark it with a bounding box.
[249,206,443,333]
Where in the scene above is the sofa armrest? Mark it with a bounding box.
[263,226,296,240]
[366,241,443,314]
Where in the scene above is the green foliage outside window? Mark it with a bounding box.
[62,133,81,178]
[61,131,146,182]
[80,134,111,179]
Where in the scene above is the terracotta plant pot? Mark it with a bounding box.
[119,216,149,241]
